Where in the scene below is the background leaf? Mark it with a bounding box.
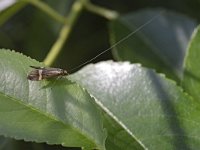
[71,61,200,149]
[0,49,106,150]
[0,0,27,26]
[109,9,197,80]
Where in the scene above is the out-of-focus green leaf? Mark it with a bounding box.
[71,61,200,149]
[0,0,17,11]
[0,0,27,26]
[0,49,106,150]
[182,25,200,101]
[109,9,197,80]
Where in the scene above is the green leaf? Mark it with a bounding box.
[182,25,200,101]
[70,61,200,149]
[0,49,106,150]
[109,9,197,80]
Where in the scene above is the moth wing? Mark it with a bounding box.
[41,68,62,78]
[27,70,40,81]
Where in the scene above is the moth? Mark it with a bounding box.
[27,66,68,81]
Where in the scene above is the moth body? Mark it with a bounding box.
[27,66,68,81]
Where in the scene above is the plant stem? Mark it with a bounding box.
[84,1,119,20]
[43,0,83,66]
[26,0,67,24]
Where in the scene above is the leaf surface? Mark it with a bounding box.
[0,49,106,150]
[71,61,200,149]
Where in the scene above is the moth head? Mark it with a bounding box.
[62,69,68,75]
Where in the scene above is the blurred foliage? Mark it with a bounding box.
[0,0,199,71]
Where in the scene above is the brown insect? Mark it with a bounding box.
[27,66,68,81]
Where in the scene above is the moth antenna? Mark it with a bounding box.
[69,10,165,73]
